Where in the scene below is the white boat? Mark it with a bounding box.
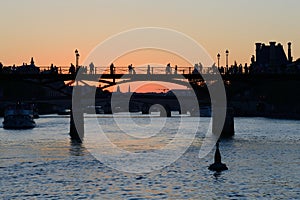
[2,103,36,129]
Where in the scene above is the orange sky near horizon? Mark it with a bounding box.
[113,82,180,93]
[134,83,169,93]
[0,1,299,68]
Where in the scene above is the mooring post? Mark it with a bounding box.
[208,140,228,172]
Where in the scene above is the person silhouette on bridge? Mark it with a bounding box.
[75,65,82,75]
[128,64,134,74]
[166,63,172,74]
[192,63,200,74]
[198,62,203,74]
[110,63,115,75]
[244,64,249,74]
[211,63,218,74]
[174,65,178,74]
[89,62,95,74]
[69,63,76,75]
[147,65,151,75]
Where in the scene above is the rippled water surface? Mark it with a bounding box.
[1,115,300,199]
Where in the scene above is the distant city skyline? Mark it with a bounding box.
[0,0,299,67]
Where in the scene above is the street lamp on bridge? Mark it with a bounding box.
[217,53,220,68]
[225,49,229,73]
[75,49,80,68]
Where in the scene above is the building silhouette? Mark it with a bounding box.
[253,42,293,72]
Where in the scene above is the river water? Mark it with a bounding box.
[0,114,300,199]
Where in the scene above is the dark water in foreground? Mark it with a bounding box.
[0,115,300,199]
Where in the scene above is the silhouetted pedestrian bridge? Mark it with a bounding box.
[1,65,300,142]
[1,65,300,90]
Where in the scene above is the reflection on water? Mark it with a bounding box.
[69,140,85,157]
[0,116,300,199]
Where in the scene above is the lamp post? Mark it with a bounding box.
[225,50,229,73]
[217,53,220,68]
[75,49,80,68]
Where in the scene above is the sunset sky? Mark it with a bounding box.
[0,0,299,68]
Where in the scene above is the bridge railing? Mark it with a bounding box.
[38,65,211,75]
[4,63,300,76]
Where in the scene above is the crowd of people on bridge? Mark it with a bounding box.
[1,59,300,76]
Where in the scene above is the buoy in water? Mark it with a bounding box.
[208,141,228,172]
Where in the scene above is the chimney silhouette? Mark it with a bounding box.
[30,57,35,66]
[288,42,293,62]
[269,42,276,66]
[255,43,262,63]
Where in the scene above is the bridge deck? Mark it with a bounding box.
[1,73,300,82]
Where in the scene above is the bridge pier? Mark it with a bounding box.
[70,85,86,142]
[142,106,150,115]
[160,108,171,117]
[70,109,84,142]
[213,107,234,138]
[212,108,234,138]
[222,108,234,138]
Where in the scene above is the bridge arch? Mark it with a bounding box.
[98,77,192,90]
